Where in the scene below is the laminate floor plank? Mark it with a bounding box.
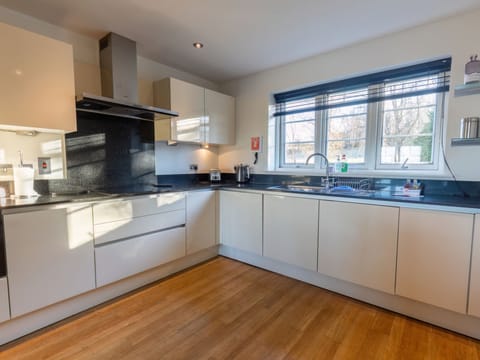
[1,257,479,360]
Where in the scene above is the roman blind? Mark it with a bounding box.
[273,58,451,117]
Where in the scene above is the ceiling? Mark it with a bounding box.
[1,0,480,83]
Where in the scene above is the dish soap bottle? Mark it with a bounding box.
[341,154,349,173]
[334,155,342,173]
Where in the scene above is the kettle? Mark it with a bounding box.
[234,164,250,183]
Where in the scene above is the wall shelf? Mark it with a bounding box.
[451,138,480,146]
[454,83,480,97]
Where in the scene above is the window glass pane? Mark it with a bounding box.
[380,93,436,164]
[326,99,367,163]
[284,121,315,142]
[284,143,315,165]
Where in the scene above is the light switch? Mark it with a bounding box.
[38,157,51,175]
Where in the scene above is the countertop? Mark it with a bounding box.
[1,181,480,211]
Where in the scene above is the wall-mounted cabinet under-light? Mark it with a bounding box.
[153,77,235,145]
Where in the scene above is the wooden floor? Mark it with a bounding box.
[1,257,479,360]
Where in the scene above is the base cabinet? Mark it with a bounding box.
[95,227,186,287]
[396,208,473,313]
[263,195,318,271]
[318,201,398,294]
[0,278,9,323]
[219,191,263,255]
[469,215,480,317]
[4,204,95,318]
[186,191,216,255]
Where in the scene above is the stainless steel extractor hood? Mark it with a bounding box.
[76,33,177,120]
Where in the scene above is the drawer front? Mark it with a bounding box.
[95,227,186,287]
[94,209,185,245]
[0,277,9,323]
[93,193,186,225]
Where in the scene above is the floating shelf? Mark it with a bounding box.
[454,83,480,97]
[451,138,480,146]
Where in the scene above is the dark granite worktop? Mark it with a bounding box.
[1,180,480,211]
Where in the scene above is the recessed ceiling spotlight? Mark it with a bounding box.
[193,42,204,49]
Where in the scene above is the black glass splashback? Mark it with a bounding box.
[45,112,156,194]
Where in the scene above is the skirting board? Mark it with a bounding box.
[219,245,480,340]
[0,246,218,346]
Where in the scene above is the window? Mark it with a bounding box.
[273,58,450,171]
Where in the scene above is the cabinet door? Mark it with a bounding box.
[263,195,318,271]
[219,191,263,255]
[396,208,473,313]
[0,22,76,132]
[205,89,235,145]
[154,78,205,143]
[95,227,186,287]
[186,191,216,255]
[4,205,95,318]
[318,201,398,294]
[469,215,480,317]
[0,277,9,323]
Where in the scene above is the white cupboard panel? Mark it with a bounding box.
[396,208,473,313]
[0,22,76,132]
[4,205,95,318]
[318,201,398,294]
[469,215,480,317]
[263,195,318,271]
[94,210,186,245]
[186,191,216,255]
[93,193,185,225]
[95,227,186,287]
[204,89,235,145]
[219,191,263,255]
[0,277,9,323]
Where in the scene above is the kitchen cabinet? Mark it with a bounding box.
[93,193,187,286]
[263,194,318,271]
[318,201,398,294]
[186,191,216,255]
[204,88,235,145]
[0,277,9,323]
[0,22,76,133]
[3,204,95,318]
[396,208,473,313]
[219,191,262,255]
[154,77,235,144]
[469,214,480,318]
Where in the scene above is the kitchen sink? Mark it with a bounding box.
[267,184,374,197]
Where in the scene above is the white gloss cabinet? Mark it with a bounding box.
[396,208,473,313]
[204,89,235,145]
[0,22,76,132]
[318,201,398,294]
[95,227,186,287]
[469,215,480,318]
[0,277,9,323]
[154,77,205,143]
[3,204,95,318]
[219,191,263,255]
[263,194,318,271]
[154,77,235,144]
[186,191,216,255]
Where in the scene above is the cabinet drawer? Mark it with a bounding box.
[0,277,9,323]
[95,227,186,287]
[94,209,185,245]
[93,193,186,225]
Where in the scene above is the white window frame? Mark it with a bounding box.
[275,77,447,173]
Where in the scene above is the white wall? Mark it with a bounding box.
[219,9,480,180]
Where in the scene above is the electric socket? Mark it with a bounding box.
[189,164,198,171]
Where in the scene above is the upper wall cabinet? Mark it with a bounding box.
[153,77,235,145]
[0,22,76,133]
